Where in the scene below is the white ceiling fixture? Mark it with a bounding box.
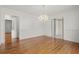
[38,5,48,23]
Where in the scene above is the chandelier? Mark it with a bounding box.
[38,5,48,23]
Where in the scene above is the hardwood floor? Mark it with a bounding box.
[5,33,12,48]
[0,35,79,54]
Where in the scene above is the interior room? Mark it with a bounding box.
[0,5,79,54]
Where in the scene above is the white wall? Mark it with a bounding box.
[0,18,1,44]
[0,8,5,44]
[0,7,44,44]
[49,7,79,43]
[19,14,44,39]
[43,20,51,36]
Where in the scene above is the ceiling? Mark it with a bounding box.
[0,5,78,16]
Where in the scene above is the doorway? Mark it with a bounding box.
[5,20,12,48]
[4,15,19,48]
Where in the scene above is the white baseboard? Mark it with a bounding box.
[19,34,44,40]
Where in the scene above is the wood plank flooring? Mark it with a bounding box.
[0,35,79,54]
[5,33,12,48]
